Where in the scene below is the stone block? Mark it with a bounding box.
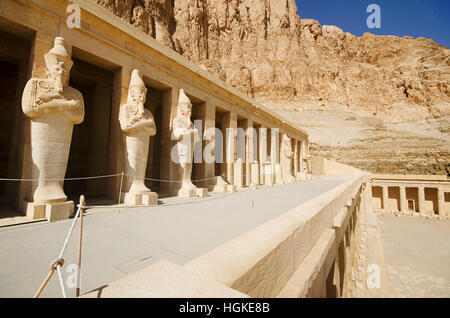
[227,185,237,193]
[45,201,74,222]
[142,192,158,206]
[82,260,248,298]
[213,185,227,193]
[124,193,142,206]
[178,188,196,198]
[124,192,158,206]
[24,201,46,220]
[196,188,208,198]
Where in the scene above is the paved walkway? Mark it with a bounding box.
[378,214,450,298]
[0,176,350,298]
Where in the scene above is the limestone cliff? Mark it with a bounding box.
[94,0,450,175]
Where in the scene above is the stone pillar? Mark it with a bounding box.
[299,140,304,173]
[160,86,181,196]
[306,140,312,174]
[418,186,425,216]
[437,187,445,218]
[195,101,215,189]
[244,120,254,187]
[223,112,237,185]
[294,140,299,176]
[106,67,130,203]
[259,127,267,185]
[270,129,279,185]
[251,162,259,185]
[399,186,407,215]
[382,186,389,211]
[234,158,243,190]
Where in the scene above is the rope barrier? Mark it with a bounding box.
[138,175,220,183]
[33,205,82,298]
[0,174,221,183]
[0,174,123,182]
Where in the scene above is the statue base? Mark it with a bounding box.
[227,185,237,193]
[23,200,74,222]
[196,188,208,198]
[123,192,158,206]
[213,185,227,193]
[283,177,296,184]
[178,188,196,198]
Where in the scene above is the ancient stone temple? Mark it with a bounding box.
[0,0,310,221]
[1,1,449,301]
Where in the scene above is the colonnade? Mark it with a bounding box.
[372,183,449,219]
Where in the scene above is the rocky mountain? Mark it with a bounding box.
[94,0,450,175]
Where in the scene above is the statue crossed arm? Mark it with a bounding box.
[119,104,156,135]
[22,79,84,124]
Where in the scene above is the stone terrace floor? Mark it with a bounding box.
[378,214,450,297]
[0,176,350,298]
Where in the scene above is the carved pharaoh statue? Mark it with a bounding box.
[281,134,295,183]
[119,69,157,205]
[172,89,201,198]
[22,37,84,206]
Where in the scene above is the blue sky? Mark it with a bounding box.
[296,0,450,48]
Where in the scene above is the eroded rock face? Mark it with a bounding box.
[93,0,450,175]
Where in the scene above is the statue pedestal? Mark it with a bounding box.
[123,192,158,206]
[213,184,237,193]
[24,200,74,222]
[213,185,227,193]
[196,188,208,198]
[178,188,196,198]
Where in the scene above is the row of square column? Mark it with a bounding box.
[379,185,447,218]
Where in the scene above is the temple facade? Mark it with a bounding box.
[0,0,310,221]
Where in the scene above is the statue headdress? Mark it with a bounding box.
[44,37,73,72]
[127,69,147,104]
[178,89,192,109]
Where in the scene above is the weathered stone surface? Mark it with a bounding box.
[120,69,158,205]
[173,89,201,197]
[22,37,84,205]
[93,0,450,175]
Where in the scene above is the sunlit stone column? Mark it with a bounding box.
[224,112,237,185]
[418,186,425,216]
[244,120,254,187]
[382,186,389,211]
[195,101,215,190]
[299,140,305,173]
[259,127,267,185]
[294,140,299,177]
[399,186,407,214]
[437,187,445,219]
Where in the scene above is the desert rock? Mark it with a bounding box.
[93,0,450,175]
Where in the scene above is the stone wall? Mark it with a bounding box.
[310,156,367,176]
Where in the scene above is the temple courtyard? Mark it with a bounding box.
[0,176,349,298]
[378,214,450,298]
